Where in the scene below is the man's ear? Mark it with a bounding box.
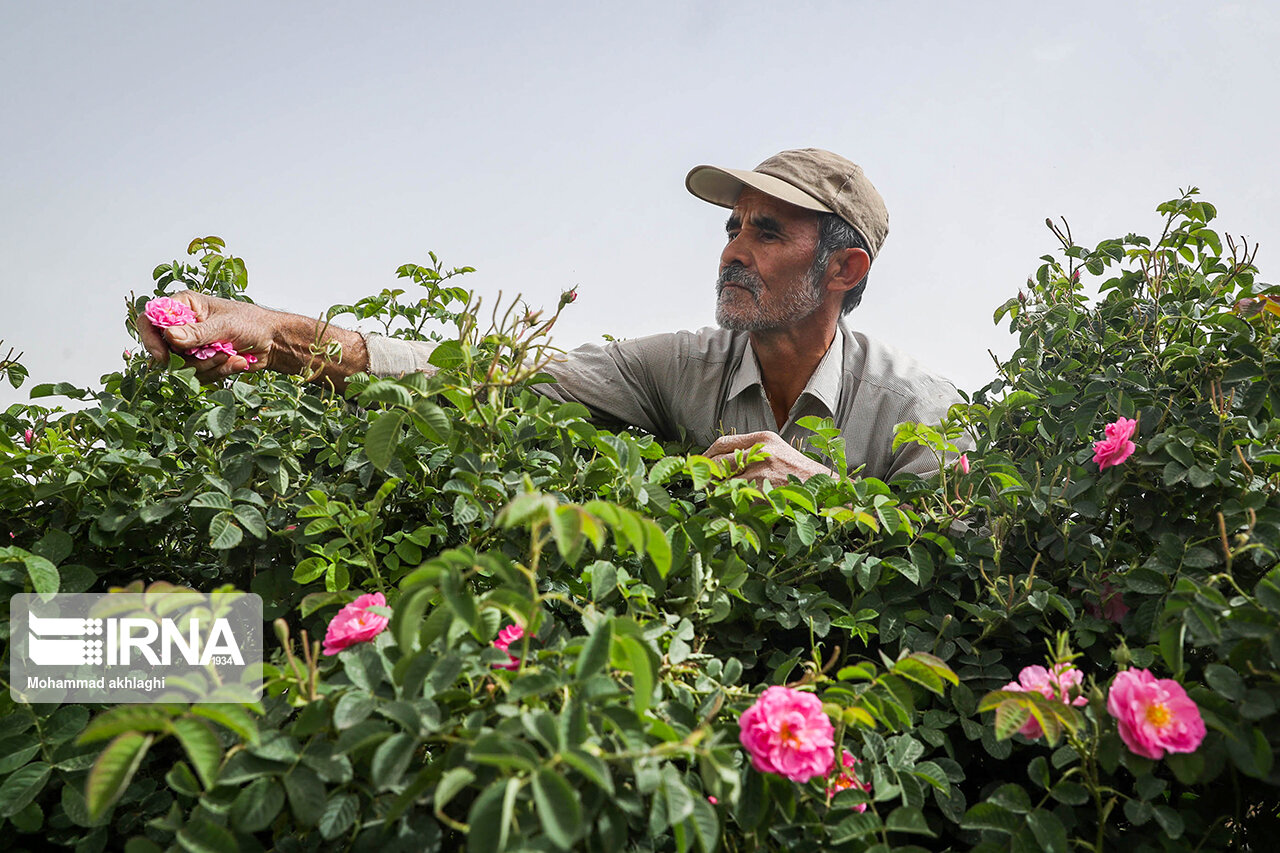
[824,247,871,295]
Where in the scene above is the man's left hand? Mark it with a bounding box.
[704,431,835,487]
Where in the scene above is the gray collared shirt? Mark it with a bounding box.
[364,323,965,480]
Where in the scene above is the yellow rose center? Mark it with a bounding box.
[1145,703,1171,728]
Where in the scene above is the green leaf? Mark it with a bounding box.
[208,512,243,550]
[886,805,934,836]
[441,568,481,637]
[690,794,720,853]
[365,410,407,472]
[0,761,51,818]
[190,705,259,745]
[79,707,176,744]
[176,816,239,853]
[31,529,73,565]
[371,732,417,789]
[207,405,236,438]
[467,778,512,853]
[827,810,883,842]
[532,767,583,850]
[1026,809,1069,852]
[961,802,1021,834]
[24,554,59,597]
[229,777,285,833]
[232,504,268,539]
[434,767,476,812]
[86,733,152,819]
[319,792,360,840]
[170,717,222,789]
[411,399,452,443]
[614,634,655,713]
[284,766,326,827]
[576,620,613,680]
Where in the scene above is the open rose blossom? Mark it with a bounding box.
[144,297,198,328]
[827,749,872,810]
[738,686,835,783]
[1093,416,1137,470]
[492,624,525,670]
[321,592,389,655]
[1107,669,1206,760]
[1001,662,1088,739]
[144,297,258,365]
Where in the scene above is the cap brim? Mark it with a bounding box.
[685,165,833,214]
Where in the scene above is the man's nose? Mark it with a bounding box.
[720,234,749,270]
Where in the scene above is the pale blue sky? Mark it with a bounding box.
[4,2,1278,408]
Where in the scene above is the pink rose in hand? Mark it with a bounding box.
[1107,669,1206,760]
[321,592,390,655]
[1093,417,1137,470]
[1001,662,1088,739]
[187,340,259,365]
[492,624,525,670]
[144,297,198,328]
[738,686,835,783]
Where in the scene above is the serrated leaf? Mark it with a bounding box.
[319,792,360,840]
[576,620,613,680]
[176,815,238,853]
[0,761,51,818]
[365,410,406,472]
[208,512,243,550]
[284,765,326,827]
[86,734,151,819]
[170,717,222,789]
[229,777,285,833]
[532,767,582,850]
[24,554,59,597]
[371,732,417,790]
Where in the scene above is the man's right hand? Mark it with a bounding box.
[137,291,369,387]
[138,291,276,383]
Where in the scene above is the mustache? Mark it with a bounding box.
[716,264,763,297]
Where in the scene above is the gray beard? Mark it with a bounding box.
[715,265,823,332]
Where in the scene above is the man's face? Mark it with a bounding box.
[716,187,824,332]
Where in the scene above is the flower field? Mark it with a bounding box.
[2,191,1279,850]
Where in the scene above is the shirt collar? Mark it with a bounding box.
[725,327,845,416]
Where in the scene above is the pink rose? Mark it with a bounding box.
[1093,417,1137,470]
[1107,669,1206,760]
[1086,582,1130,624]
[706,795,718,805]
[955,453,970,475]
[492,624,525,670]
[1001,663,1088,739]
[23,429,34,447]
[826,749,872,810]
[144,297,198,328]
[738,686,835,783]
[186,340,258,364]
[321,592,390,655]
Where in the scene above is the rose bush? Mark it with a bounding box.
[1,192,1279,851]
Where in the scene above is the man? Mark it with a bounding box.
[139,148,965,483]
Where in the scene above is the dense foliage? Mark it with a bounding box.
[2,191,1279,851]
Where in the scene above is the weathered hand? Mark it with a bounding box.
[137,291,275,383]
[704,431,835,487]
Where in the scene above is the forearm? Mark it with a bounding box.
[268,311,370,390]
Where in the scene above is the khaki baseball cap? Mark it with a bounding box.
[685,148,889,259]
